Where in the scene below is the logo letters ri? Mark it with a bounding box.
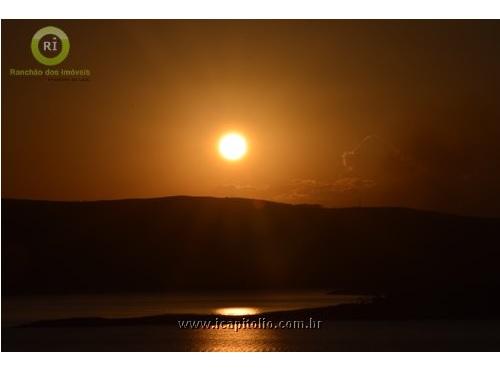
[44,37,58,51]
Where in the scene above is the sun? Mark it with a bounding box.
[218,132,248,161]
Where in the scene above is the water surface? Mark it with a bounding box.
[2,290,358,327]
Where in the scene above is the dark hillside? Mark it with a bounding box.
[3,196,499,295]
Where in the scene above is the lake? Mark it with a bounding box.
[2,290,359,327]
[3,291,500,351]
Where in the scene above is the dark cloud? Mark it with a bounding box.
[342,135,410,177]
[268,135,428,208]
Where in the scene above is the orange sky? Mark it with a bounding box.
[3,20,500,216]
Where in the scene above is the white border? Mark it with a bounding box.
[1,352,500,374]
[2,0,500,374]
[0,0,499,19]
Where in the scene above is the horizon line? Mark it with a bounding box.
[2,194,495,219]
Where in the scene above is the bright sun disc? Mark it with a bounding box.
[218,133,247,161]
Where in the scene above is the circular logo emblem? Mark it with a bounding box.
[31,26,70,66]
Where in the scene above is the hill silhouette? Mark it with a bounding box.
[2,196,500,295]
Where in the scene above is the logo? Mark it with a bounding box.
[31,26,70,66]
[9,25,89,81]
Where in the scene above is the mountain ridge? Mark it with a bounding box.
[2,195,490,219]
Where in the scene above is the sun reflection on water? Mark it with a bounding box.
[188,325,281,351]
[214,307,260,316]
